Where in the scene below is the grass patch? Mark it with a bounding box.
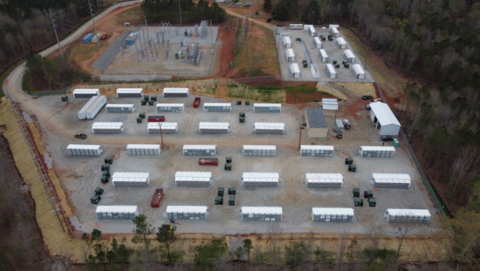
[0,61,23,98]
[22,72,35,94]
[284,85,316,94]
[226,81,284,103]
[68,42,97,62]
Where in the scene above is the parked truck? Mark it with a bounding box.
[150,189,164,208]
[193,97,201,108]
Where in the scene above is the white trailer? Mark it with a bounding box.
[147,122,178,134]
[203,103,232,112]
[156,103,185,113]
[243,145,276,156]
[336,37,347,49]
[290,63,300,78]
[325,64,337,79]
[289,24,304,30]
[313,37,322,48]
[116,88,143,98]
[283,36,292,48]
[163,88,189,97]
[372,173,411,189]
[96,205,138,220]
[92,122,124,134]
[359,146,396,157]
[330,26,339,38]
[254,122,285,135]
[286,48,295,62]
[67,144,103,156]
[73,89,100,98]
[305,173,344,188]
[352,64,365,79]
[322,98,338,110]
[242,172,279,187]
[111,172,150,187]
[126,144,161,155]
[199,122,230,134]
[319,49,329,63]
[253,103,281,113]
[300,145,334,157]
[384,208,431,224]
[241,206,283,221]
[106,104,135,113]
[183,145,217,156]
[166,205,209,220]
[308,25,316,37]
[78,95,107,120]
[175,171,213,186]
[312,207,354,222]
[343,49,355,63]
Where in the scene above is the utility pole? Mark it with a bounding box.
[210,20,213,47]
[178,0,183,27]
[88,0,100,47]
[159,123,164,149]
[298,125,304,150]
[48,9,64,59]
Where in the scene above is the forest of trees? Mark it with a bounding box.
[141,0,226,24]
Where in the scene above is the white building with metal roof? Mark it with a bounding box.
[242,172,280,187]
[372,173,411,189]
[241,206,283,221]
[111,172,150,187]
[312,207,354,222]
[369,102,401,136]
[165,205,209,220]
[175,171,213,186]
[96,205,138,220]
[305,173,344,188]
[126,144,161,155]
[384,208,431,224]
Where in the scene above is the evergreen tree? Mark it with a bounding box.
[272,1,291,21]
[263,0,273,11]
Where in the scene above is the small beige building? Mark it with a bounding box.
[304,107,328,138]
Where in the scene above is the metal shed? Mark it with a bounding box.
[283,36,292,48]
[372,173,411,189]
[165,205,209,220]
[359,146,396,157]
[290,63,300,78]
[241,206,283,221]
[116,88,143,98]
[322,98,338,110]
[183,145,217,156]
[336,37,347,49]
[253,122,285,134]
[242,172,279,187]
[111,172,150,187]
[73,89,100,98]
[163,88,189,97]
[312,207,354,222]
[305,173,344,188]
[286,48,295,62]
[300,145,334,157]
[334,119,344,133]
[156,103,185,113]
[319,49,329,63]
[308,25,316,37]
[313,37,322,48]
[253,103,281,113]
[352,64,365,79]
[106,104,135,113]
[175,171,213,186]
[92,122,124,134]
[330,26,339,38]
[369,102,401,136]
[384,208,431,224]
[96,205,138,220]
[126,144,161,155]
[199,122,230,134]
[78,95,106,120]
[325,64,337,79]
[243,145,276,156]
[67,144,103,156]
[147,122,178,134]
[203,103,232,112]
[304,108,328,138]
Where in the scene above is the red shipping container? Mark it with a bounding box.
[193,97,201,108]
[198,158,218,166]
[148,116,165,122]
[151,188,164,208]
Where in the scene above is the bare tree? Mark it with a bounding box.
[364,221,386,262]
[394,225,411,264]
[267,221,283,269]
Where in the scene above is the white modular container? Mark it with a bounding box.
[111,172,150,187]
[92,122,124,134]
[325,64,337,79]
[359,146,396,157]
[283,36,292,48]
[322,98,338,110]
[352,64,365,79]
[156,103,185,113]
[319,49,329,63]
[286,48,295,62]
[126,144,161,155]
[305,173,344,188]
[253,103,281,113]
[242,172,279,187]
[147,122,178,134]
[199,122,230,134]
[311,63,320,79]
[336,37,347,49]
[163,88,189,97]
[67,144,102,156]
[175,171,213,187]
[165,205,208,220]
[73,89,100,98]
[313,37,322,48]
[290,63,300,78]
[78,95,107,120]
[253,122,285,135]
[300,145,334,157]
[203,103,232,112]
[372,173,411,189]
[308,25,316,37]
[289,24,304,30]
[241,206,283,221]
[330,26,339,38]
[343,49,355,63]
[243,145,276,156]
[183,145,217,156]
[384,208,431,224]
[116,88,143,98]
[96,205,138,220]
[312,208,354,222]
[106,104,135,113]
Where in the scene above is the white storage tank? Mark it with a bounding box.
[283,36,292,48]
[241,206,283,221]
[92,122,124,134]
[111,172,150,187]
[126,144,161,155]
[156,103,184,113]
[163,88,189,97]
[336,37,347,49]
[325,64,336,79]
[253,103,281,113]
[305,173,344,188]
[312,208,354,222]
[67,144,103,156]
[290,63,300,78]
[319,49,329,63]
[313,37,322,48]
[352,64,365,79]
[330,26,339,38]
[96,205,138,220]
[253,122,285,134]
[242,172,280,187]
[203,103,232,112]
[199,122,230,134]
[183,145,217,156]
[73,89,100,98]
[147,122,178,134]
[300,145,334,157]
[165,206,208,220]
[359,146,396,157]
[106,104,135,113]
[175,171,213,187]
[78,95,107,120]
[372,173,411,189]
[384,208,431,224]
[116,88,143,98]
[286,48,295,62]
[243,145,276,156]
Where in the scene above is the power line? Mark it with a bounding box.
[48,9,64,59]
[88,0,100,47]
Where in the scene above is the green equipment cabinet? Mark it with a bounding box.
[101,163,110,171]
[354,197,363,207]
[228,187,236,196]
[229,196,236,206]
[144,95,149,101]
[352,187,360,198]
[364,190,373,199]
[90,195,101,205]
[139,112,146,119]
[236,100,242,105]
[217,187,224,197]
[245,100,250,105]
[137,117,143,123]
[101,175,109,184]
[224,163,232,171]
[344,64,350,68]
[61,96,68,102]
[141,100,146,106]
[148,100,154,106]
[368,197,377,207]
[214,196,223,205]
[104,156,113,165]
[226,156,232,163]
[94,187,104,196]
[239,117,245,123]
[151,95,157,101]
[348,164,357,172]
[345,157,353,165]
[239,112,245,117]
[102,170,110,178]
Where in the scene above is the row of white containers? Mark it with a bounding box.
[325,63,364,80]
[74,88,190,98]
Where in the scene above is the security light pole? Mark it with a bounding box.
[298,125,305,150]
[159,123,164,149]
[88,0,100,47]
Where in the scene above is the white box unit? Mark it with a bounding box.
[106,104,135,113]
[67,144,102,156]
[116,88,143,98]
[92,122,124,134]
[242,172,279,187]
[352,64,365,79]
[156,103,185,113]
[359,146,396,157]
[203,103,232,112]
[183,145,217,156]
[343,49,355,63]
[175,171,212,186]
[126,144,161,156]
[336,37,347,49]
[300,145,334,157]
[290,63,300,78]
[289,24,304,30]
[96,205,138,220]
[254,122,285,134]
[330,26,339,38]
[163,88,189,97]
[111,172,150,187]
[319,49,329,63]
[313,37,322,48]
[283,36,292,48]
[73,89,100,98]
[384,208,431,224]
[308,25,316,37]
[78,95,107,120]
[325,64,336,79]
[312,208,354,222]
[253,103,281,113]
[165,205,208,220]
[199,122,230,134]
[305,173,344,188]
[372,173,411,189]
[91,33,101,43]
[322,98,338,110]
[311,63,320,79]
[241,206,283,221]
[147,122,178,134]
[243,145,276,156]
[286,48,295,62]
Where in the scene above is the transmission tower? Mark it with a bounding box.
[88,0,100,47]
[48,9,64,59]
